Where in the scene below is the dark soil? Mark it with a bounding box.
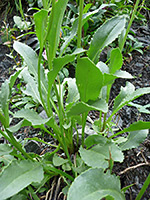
[0,2,150,200]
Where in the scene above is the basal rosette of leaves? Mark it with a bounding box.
[0,0,150,199]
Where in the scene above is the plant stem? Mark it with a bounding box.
[102,85,111,132]
[120,0,141,52]
[46,0,56,70]
[0,129,12,144]
[136,173,150,200]
[57,79,72,165]
[5,129,33,160]
[38,49,49,116]
[99,111,102,128]
[82,112,87,147]
[77,0,84,50]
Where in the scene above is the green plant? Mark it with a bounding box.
[0,0,150,199]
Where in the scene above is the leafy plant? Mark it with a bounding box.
[0,0,150,199]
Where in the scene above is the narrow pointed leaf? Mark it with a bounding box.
[34,9,48,48]
[112,87,150,116]
[97,62,133,86]
[9,70,21,89]
[118,121,150,135]
[0,80,9,127]
[114,70,133,79]
[128,102,150,114]
[88,16,126,63]
[46,0,69,62]
[0,80,9,114]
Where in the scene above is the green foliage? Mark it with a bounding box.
[76,57,103,102]
[0,160,44,200]
[68,168,125,200]
[88,16,126,63]
[119,130,148,151]
[0,0,149,199]
[79,140,124,168]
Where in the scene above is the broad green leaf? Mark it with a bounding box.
[109,48,123,74]
[68,168,125,200]
[0,80,9,127]
[112,87,150,116]
[46,0,69,63]
[63,78,80,104]
[120,130,148,151]
[76,57,103,102]
[114,82,135,111]
[13,41,48,105]
[10,194,27,200]
[48,49,86,92]
[53,154,68,166]
[88,16,126,63]
[67,99,108,116]
[79,141,124,169]
[34,9,48,48]
[85,135,107,149]
[0,159,44,200]
[14,109,50,126]
[20,68,42,104]
[0,144,13,156]
[48,55,75,91]
[88,98,108,112]
[97,62,133,86]
[13,41,38,78]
